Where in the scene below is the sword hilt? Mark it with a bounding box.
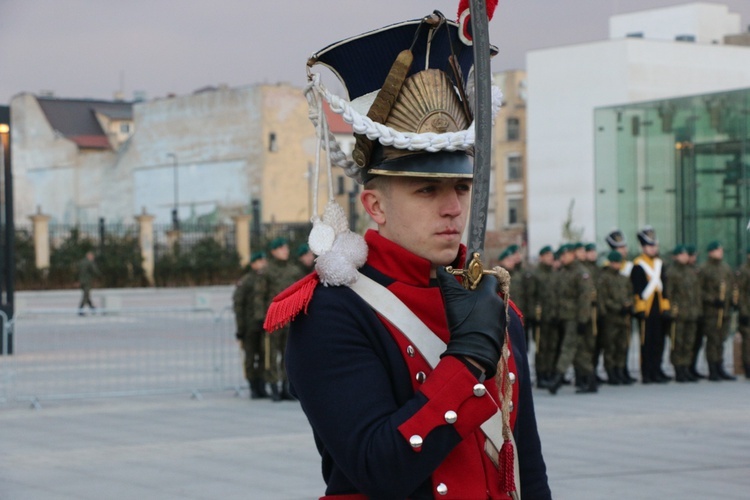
[445,252,510,293]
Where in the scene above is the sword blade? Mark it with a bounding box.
[467,0,492,259]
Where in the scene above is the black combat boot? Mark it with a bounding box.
[689,365,706,379]
[745,365,750,380]
[674,366,688,383]
[280,381,296,400]
[536,372,549,389]
[717,363,737,381]
[575,375,598,394]
[270,382,282,402]
[250,379,268,399]
[620,367,636,384]
[708,362,721,381]
[606,368,621,386]
[547,372,564,395]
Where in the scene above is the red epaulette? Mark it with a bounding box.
[263,271,319,332]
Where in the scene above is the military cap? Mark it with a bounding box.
[672,245,687,256]
[250,251,266,263]
[585,243,596,252]
[558,243,573,254]
[606,229,627,249]
[573,242,584,250]
[686,244,696,256]
[539,245,553,256]
[296,243,311,257]
[306,11,498,184]
[269,237,288,250]
[706,240,722,252]
[607,250,623,263]
[637,225,658,246]
[498,248,514,261]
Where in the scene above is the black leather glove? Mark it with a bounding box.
[619,306,631,317]
[436,266,505,377]
[661,310,672,321]
[634,312,645,321]
[577,322,588,334]
[713,299,725,308]
[740,315,750,326]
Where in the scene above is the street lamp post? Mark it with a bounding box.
[0,120,15,355]
[167,153,179,229]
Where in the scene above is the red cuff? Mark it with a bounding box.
[397,356,498,451]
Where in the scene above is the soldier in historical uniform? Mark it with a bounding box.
[259,237,304,401]
[77,251,101,315]
[232,251,269,398]
[665,245,700,382]
[734,248,750,379]
[631,225,671,384]
[266,11,550,498]
[596,251,633,385]
[697,241,736,381]
[548,244,597,394]
[529,245,559,389]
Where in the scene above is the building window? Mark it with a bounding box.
[507,198,524,226]
[507,155,523,181]
[119,122,131,134]
[337,175,345,195]
[507,117,520,141]
[269,132,277,152]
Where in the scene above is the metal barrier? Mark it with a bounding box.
[0,306,245,408]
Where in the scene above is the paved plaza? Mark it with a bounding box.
[0,374,748,499]
[1,287,749,499]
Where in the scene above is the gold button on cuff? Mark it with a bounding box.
[444,410,457,424]
[415,371,426,383]
[473,383,486,397]
[409,435,423,449]
[406,345,415,357]
[509,371,516,384]
[436,483,448,495]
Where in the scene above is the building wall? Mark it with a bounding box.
[527,37,750,255]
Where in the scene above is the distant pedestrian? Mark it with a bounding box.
[77,251,101,315]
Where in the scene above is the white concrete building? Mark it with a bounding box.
[527,2,750,254]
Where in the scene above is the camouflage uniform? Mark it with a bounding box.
[665,260,701,381]
[698,257,734,379]
[735,255,750,378]
[233,267,267,395]
[548,256,595,394]
[572,260,598,391]
[597,266,632,383]
[260,255,304,398]
[529,261,558,387]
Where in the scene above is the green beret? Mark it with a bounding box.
[686,244,696,256]
[706,240,722,252]
[270,237,288,250]
[250,251,265,263]
[498,248,513,261]
[539,245,553,256]
[573,242,584,250]
[558,243,573,254]
[507,244,519,254]
[672,244,687,256]
[585,243,596,252]
[296,243,310,257]
[607,250,622,263]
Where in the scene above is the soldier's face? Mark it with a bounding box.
[272,245,290,261]
[643,244,659,257]
[709,248,723,260]
[674,253,689,265]
[362,176,472,270]
[539,252,553,265]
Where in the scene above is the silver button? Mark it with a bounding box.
[415,371,426,383]
[473,383,486,397]
[436,483,448,495]
[509,371,516,384]
[444,410,457,424]
[509,401,514,412]
[406,345,415,357]
[409,435,423,449]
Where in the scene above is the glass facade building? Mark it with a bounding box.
[595,88,750,266]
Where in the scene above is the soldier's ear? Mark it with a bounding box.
[361,189,386,225]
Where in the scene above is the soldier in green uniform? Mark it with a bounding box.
[665,245,700,382]
[259,237,306,400]
[596,251,633,385]
[698,241,736,381]
[77,251,101,315]
[233,251,269,399]
[296,243,315,274]
[530,245,559,389]
[734,248,750,379]
[686,244,706,379]
[572,243,598,392]
[548,244,596,394]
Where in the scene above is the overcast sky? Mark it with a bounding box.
[2,0,750,104]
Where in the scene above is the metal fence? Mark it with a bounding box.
[0,306,245,408]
